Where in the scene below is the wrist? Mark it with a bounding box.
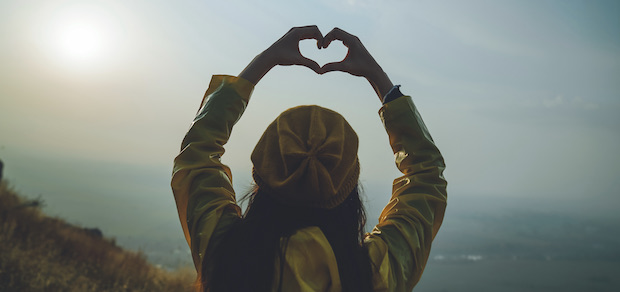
[366,70,393,101]
[255,49,279,68]
[239,52,276,85]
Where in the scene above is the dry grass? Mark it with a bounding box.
[0,181,197,292]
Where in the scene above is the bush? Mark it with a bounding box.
[0,181,196,292]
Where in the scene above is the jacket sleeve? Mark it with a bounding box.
[171,75,254,277]
[365,95,447,291]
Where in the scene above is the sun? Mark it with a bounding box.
[45,4,121,66]
[55,22,104,61]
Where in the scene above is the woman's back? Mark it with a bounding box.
[210,187,372,292]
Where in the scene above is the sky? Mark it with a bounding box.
[1,0,619,251]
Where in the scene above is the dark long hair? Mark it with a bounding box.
[205,185,373,292]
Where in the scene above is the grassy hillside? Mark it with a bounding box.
[0,181,196,292]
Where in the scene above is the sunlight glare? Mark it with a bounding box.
[45,3,122,67]
[56,23,103,61]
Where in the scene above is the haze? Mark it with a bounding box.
[1,0,619,290]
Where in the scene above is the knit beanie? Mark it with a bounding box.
[251,105,360,209]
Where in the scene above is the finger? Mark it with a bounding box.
[321,61,346,74]
[322,27,353,48]
[297,57,322,74]
[295,25,324,49]
[322,28,337,49]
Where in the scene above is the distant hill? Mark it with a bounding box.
[0,181,196,292]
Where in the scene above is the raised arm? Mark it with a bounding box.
[319,28,448,290]
[239,25,323,85]
[171,25,326,282]
[367,95,447,291]
[320,27,394,101]
[171,75,252,277]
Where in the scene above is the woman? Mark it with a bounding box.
[172,26,447,292]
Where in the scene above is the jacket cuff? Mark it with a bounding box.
[378,95,412,120]
[199,75,255,110]
[382,85,403,104]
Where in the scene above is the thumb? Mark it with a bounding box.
[297,57,322,74]
[321,61,346,74]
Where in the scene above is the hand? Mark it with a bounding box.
[264,25,324,72]
[239,26,323,84]
[320,28,379,77]
[320,28,393,101]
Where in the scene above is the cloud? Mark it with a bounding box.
[541,95,599,110]
[570,96,600,110]
[404,1,544,58]
[449,23,541,57]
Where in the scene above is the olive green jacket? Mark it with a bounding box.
[172,75,447,291]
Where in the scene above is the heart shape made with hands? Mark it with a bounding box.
[299,39,348,68]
